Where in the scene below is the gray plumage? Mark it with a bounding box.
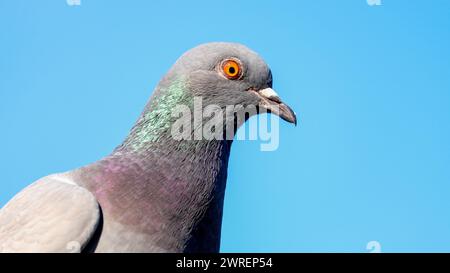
[0,42,296,253]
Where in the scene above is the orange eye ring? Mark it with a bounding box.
[221,59,242,80]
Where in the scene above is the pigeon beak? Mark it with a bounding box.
[255,88,297,126]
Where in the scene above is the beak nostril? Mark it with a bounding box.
[258,88,281,103]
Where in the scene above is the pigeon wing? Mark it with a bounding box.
[0,175,100,253]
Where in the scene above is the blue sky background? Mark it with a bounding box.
[1,0,450,252]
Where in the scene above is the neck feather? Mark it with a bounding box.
[80,79,235,252]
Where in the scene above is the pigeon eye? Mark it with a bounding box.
[221,59,242,80]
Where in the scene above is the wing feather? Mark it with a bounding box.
[0,175,100,253]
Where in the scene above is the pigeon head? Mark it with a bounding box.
[165,42,297,126]
[121,42,296,150]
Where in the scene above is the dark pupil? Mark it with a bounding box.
[228,67,236,74]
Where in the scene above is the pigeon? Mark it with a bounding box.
[0,42,297,253]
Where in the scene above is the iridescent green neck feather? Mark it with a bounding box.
[115,77,193,153]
